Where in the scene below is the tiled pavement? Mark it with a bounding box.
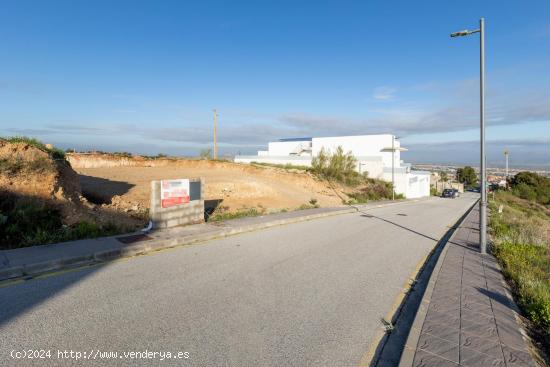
[408,207,536,367]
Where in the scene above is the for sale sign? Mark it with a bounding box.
[161,179,190,208]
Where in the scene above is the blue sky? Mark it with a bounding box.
[1,0,550,167]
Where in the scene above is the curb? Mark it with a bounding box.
[0,206,358,283]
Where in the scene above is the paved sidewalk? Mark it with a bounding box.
[0,200,413,281]
[399,207,536,367]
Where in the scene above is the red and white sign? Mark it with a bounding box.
[161,179,190,208]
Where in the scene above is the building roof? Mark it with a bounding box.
[278,137,312,142]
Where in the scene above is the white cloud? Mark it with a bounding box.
[372,86,396,100]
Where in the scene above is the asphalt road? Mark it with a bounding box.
[0,194,478,367]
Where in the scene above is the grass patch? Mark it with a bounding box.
[4,136,66,160]
[490,191,550,343]
[207,206,265,222]
[251,161,312,171]
[0,194,125,249]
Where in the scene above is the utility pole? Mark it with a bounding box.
[451,17,486,254]
[213,109,218,160]
[504,149,509,189]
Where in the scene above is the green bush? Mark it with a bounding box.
[4,136,66,160]
[311,146,363,186]
[490,190,550,341]
[494,242,550,336]
[346,178,401,203]
[510,172,550,205]
[0,195,124,249]
[513,183,537,202]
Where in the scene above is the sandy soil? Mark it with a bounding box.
[75,162,348,212]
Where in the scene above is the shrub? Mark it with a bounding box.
[311,146,363,186]
[513,183,537,202]
[5,136,66,160]
[346,178,401,203]
[490,190,550,342]
[0,194,125,249]
[510,172,550,205]
[494,242,550,336]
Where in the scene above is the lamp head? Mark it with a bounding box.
[450,30,470,37]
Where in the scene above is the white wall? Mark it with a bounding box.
[268,141,311,156]
[381,170,430,199]
[312,135,400,167]
[358,159,384,178]
[406,172,430,199]
[234,156,313,167]
[235,134,431,199]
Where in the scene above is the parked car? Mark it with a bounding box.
[452,189,460,197]
[441,189,458,198]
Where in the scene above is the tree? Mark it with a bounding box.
[510,171,550,205]
[456,166,477,186]
[439,171,448,182]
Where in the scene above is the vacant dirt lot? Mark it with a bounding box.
[70,155,349,213]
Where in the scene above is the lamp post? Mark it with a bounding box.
[504,149,509,189]
[451,18,486,254]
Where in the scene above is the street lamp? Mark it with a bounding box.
[451,18,486,254]
[504,149,509,189]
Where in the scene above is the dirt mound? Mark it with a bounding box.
[0,140,81,204]
[70,153,351,214]
[0,141,145,229]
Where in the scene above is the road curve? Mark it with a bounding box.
[0,194,478,366]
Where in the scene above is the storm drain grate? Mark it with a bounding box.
[116,234,153,244]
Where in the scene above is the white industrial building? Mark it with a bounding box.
[234,134,430,198]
